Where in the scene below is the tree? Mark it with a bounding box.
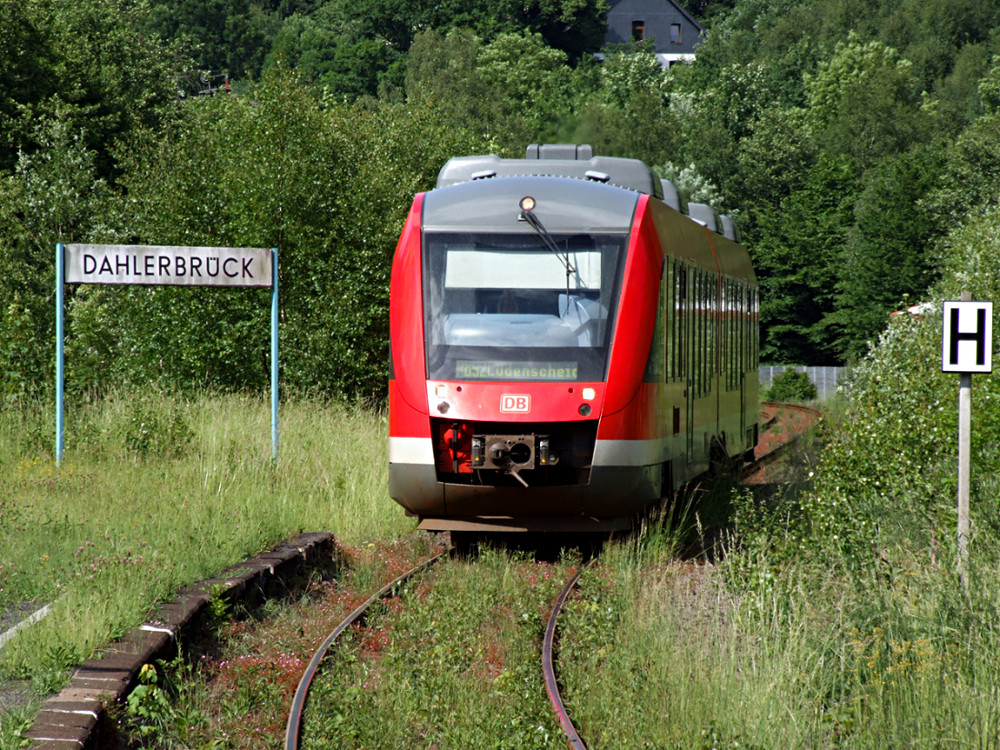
[477,31,574,143]
[569,43,683,168]
[404,28,492,128]
[142,0,295,80]
[804,34,934,170]
[0,0,187,177]
[753,153,859,364]
[266,10,406,99]
[0,110,107,397]
[832,146,945,359]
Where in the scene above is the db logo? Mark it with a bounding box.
[500,394,531,413]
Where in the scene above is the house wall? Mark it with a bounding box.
[605,0,701,56]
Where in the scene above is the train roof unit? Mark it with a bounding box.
[436,144,742,241]
[436,143,664,199]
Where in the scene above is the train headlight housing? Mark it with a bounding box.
[578,403,592,417]
[519,196,536,211]
[582,387,596,400]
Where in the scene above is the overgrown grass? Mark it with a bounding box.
[558,470,1000,748]
[0,390,409,695]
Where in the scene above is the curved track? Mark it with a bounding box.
[743,401,821,483]
[542,558,596,750]
[283,549,450,750]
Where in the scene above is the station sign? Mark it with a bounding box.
[942,300,993,373]
[64,244,272,288]
[56,242,280,464]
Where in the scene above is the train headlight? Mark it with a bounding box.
[578,403,592,417]
[434,384,449,399]
[582,387,596,400]
[519,196,536,211]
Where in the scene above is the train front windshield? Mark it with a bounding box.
[422,232,626,382]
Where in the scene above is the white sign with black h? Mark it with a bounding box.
[942,300,993,373]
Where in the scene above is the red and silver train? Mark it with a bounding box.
[389,144,759,533]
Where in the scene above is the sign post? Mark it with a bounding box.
[56,244,279,463]
[942,294,992,584]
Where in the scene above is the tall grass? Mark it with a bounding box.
[558,494,1000,748]
[0,390,409,687]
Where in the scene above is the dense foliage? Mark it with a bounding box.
[4,0,1000,404]
[805,205,1000,569]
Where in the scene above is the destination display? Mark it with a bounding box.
[456,360,578,381]
[65,244,273,287]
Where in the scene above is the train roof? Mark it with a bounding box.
[435,145,744,244]
[436,144,664,199]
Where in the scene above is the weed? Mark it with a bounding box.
[125,663,174,737]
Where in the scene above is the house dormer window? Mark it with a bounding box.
[632,21,645,41]
[670,23,682,43]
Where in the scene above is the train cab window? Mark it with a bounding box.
[422,231,626,382]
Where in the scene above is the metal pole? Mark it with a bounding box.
[958,372,971,581]
[55,243,65,465]
[271,247,279,462]
[957,289,972,586]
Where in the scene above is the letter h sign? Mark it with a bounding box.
[942,301,993,373]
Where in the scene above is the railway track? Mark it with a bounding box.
[283,546,595,750]
[282,403,815,750]
[283,547,451,750]
[743,401,820,483]
[543,560,596,750]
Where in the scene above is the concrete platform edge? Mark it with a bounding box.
[24,531,337,750]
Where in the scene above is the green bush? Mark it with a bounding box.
[763,368,818,401]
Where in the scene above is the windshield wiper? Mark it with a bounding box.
[519,208,578,314]
[519,208,576,277]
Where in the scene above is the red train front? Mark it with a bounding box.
[389,145,758,533]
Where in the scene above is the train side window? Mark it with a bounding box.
[722,279,736,391]
[733,280,741,390]
[665,261,674,381]
[700,270,707,396]
[692,270,699,394]
[744,283,750,377]
[731,279,738,390]
[705,274,719,384]
[699,270,706,395]
[752,287,759,367]
[703,271,710,395]
[709,272,717,384]
[676,262,687,381]
[736,281,742,388]
[696,270,706,396]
